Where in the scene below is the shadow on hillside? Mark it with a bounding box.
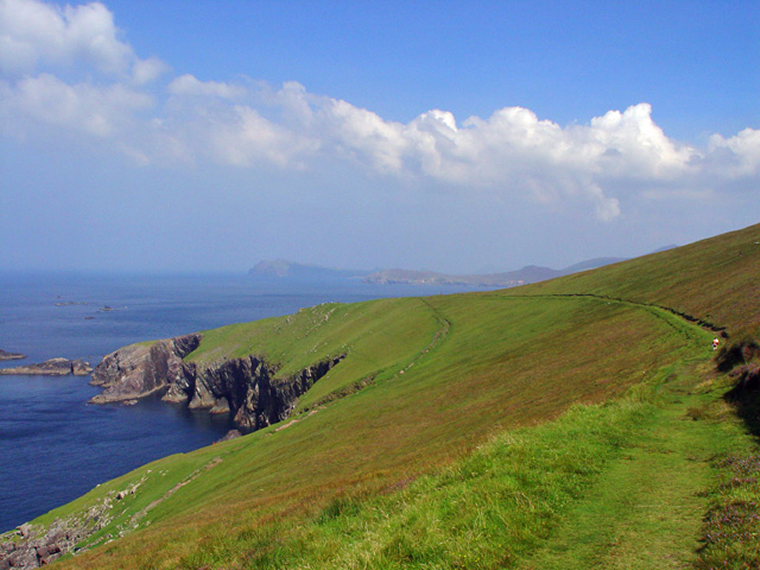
[728,388,760,438]
[720,338,760,436]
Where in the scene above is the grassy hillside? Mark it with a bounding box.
[10,223,759,569]
[523,222,760,335]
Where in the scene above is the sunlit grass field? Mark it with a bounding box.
[24,223,760,568]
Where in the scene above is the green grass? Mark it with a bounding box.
[173,357,750,569]
[523,222,760,336]
[11,222,758,569]
[519,365,753,569]
[177,397,660,569]
[56,295,713,568]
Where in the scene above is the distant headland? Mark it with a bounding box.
[248,256,630,288]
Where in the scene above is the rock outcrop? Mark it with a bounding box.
[0,358,92,376]
[89,335,201,403]
[0,350,26,361]
[90,334,343,432]
[0,481,142,569]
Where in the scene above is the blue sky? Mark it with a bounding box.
[1,0,758,273]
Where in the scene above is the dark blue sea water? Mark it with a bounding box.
[0,272,475,533]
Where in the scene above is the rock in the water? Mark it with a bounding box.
[0,358,92,376]
[0,349,25,361]
[210,396,231,415]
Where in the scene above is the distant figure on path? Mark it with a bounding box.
[712,337,720,351]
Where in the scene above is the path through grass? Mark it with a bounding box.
[518,362,754,569]
[170,354,753,569]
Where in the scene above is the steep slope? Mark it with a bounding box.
[3,224,758,569]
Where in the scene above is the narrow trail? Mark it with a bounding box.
[547,293,727,333]
[488,291,727,335]
[486,293,737,568]
[396,298,451,376]
[517,359,726,569]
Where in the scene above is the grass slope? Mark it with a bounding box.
[14,223,758,569]
[522,222,760,335]
[518,363,750,569]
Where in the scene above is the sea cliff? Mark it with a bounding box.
[89,334,343,432]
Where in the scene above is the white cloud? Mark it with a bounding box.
[1,0,128,73]
[317,97,409,171]
[132,56,169,85]
[1,73,152,137]
[707,128,760,177]
[586,104,696,178]
[168,74,246,99]
[1,1,758,222]
[209,105,319,168]
[0,0,165,81]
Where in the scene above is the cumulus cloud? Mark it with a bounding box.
[132,56,169,85]
[1,73,152,137]
[168,74,246,99]
[0,0,166,81]
[317,98,409,171]
[707,128,760,177]
[217,106,320,167]
[170,88,760,219]
[1,0,758,222]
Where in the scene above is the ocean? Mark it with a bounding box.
[0,272,472,533]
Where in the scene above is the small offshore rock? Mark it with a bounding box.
[0,349,25,361]
[0,358,92,376]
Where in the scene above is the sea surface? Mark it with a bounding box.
[0,271,476,533]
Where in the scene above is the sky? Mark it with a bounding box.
[1,0,758,274]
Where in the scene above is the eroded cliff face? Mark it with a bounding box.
[90,334,201,403]
[90,334,343,432]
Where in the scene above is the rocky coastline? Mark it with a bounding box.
[89,334,344,432]
[1,336,344,569]
[0,481,141,569]
[0,358,92,376]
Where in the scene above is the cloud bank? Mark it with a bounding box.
[1,0,758,221]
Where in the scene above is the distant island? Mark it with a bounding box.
[249,257,628,288]
[248,259,371,283]
[363,258,626,287]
